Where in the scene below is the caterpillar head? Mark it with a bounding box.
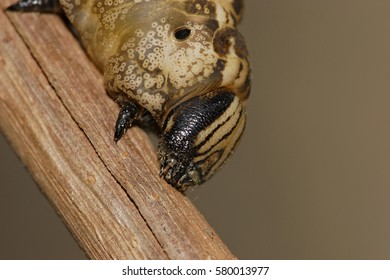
[158,88,246,191]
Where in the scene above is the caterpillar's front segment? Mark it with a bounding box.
[7,0,251,192]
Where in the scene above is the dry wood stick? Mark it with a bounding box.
[0,1,236,260]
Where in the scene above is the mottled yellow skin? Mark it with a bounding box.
[59,0,250,124]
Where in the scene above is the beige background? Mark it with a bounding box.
[1,0,390,259]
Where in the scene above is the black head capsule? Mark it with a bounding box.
[158,88,246,192]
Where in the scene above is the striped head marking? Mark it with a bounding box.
[158,88,246,191]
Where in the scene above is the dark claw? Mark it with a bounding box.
[6,0,61,13]
[114,102,139,142]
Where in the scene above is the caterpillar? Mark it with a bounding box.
[7,0,251,192]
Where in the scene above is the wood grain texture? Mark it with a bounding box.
[0,0,236,260]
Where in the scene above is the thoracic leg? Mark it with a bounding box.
[6,0,61,13]
[114,102,139,142]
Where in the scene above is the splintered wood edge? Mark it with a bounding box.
[0,1,236,260]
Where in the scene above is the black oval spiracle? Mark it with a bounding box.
[174,27,192,41]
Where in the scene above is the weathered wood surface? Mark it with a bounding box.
[0,1,236,260]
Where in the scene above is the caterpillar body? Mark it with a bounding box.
[7,0,251,192]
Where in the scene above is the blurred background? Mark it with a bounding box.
[2,0,390,259]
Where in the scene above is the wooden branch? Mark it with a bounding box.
[0,1,236,260]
